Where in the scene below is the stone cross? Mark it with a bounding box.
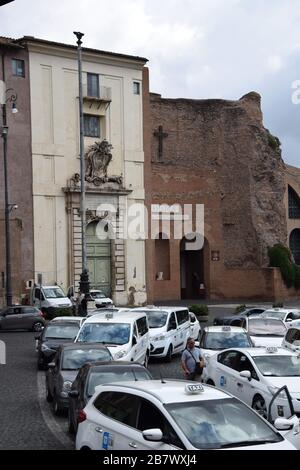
[153,125,168,161]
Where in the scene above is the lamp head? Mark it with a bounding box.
[11,102,18,114]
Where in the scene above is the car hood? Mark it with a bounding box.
[149,326,166,338]
[44,298,72,307]
[250,336,284,347]
[266,376,300,394]
[43,338,75,349]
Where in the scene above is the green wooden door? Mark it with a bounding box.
[86,222,111,295]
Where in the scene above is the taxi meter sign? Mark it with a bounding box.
[185,383,204,394]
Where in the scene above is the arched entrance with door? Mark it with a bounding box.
[180,235,209,299]
[86,220,111,295]
[289,229,300,265]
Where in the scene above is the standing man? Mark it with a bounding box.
[181,337,205,381]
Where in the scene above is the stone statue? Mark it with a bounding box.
[85,140,113,185]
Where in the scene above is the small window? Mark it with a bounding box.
[87,73,99,98]
[83,114,100,137]
[12,58,25,77]
[176,309,189,326]
[136,317,148,336]
[93,391,139,427]
[133,81,140,95]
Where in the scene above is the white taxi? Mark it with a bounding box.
[261,308,300,324]
[76,379,298,450]
[200,326,253,360]
[282,326,300,353]
[205,346,300,422]
[246,317,287,347]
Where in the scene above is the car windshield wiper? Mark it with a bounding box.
[220,439,278,448]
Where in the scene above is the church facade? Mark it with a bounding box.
[144,89,292,301]
[25,36,148,306]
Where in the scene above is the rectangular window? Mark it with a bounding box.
[12,58,25,77]
[83,114,100,137]
[87,73,99,98]
[133,81,140,95]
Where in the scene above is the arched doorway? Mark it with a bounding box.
[289,229,300,265]
[86,220,111,295]
[180,235,208,299]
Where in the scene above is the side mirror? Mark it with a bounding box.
[274,417,293,431]
[240,370,251,381]
[48,362,55,369]
[68,390,79,398]
[142,428,163,442]
[132,336,137,346]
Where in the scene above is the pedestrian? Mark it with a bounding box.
[81,293,88,317]
[181,337,205,381]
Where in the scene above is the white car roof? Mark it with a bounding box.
[264,308,300,314]
[203,326,247,333]
[50,316,84,322]
[83,310,146,324]
[94,379,232,404]
[221,347,298,357]
[132,306,189,313]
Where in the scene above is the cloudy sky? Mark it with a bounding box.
[1,0,300,166]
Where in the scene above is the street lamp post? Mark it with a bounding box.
[1,87,17,306]
[73,32,90,298]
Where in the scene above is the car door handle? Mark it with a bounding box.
[129,442,137,448]
[95,427,103,433]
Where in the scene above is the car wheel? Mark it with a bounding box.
[144,351,150,368]
[53,394,63,416]
[68,410,76,435]
[46,383,53,403]
[165,345,172,363]
[32,321,44,332]
[252,395,267,418]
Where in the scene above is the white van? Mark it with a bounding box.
[75,310,150,366]
[133,307,191,361]
[31,285,72,315]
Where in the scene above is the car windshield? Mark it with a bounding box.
[91,291,106,299]
[165,398,282,449]
[144,310,168,328]
[262,311,288,321]
[87,368,151,396]
[204,332,251,350]
[253,355,300,377]
[44,324,79,339]
[43,287,66,299]
[76,323,131,345]
[62,348,112,370]
[248,318,286,336]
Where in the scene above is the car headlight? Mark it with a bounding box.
[267,386,288,399]
[153,335,165,342]
[114,350,127,359]
[41,343,51,352]
[63,381,73,391]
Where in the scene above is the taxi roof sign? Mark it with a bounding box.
[185,383,204,394]
[265,346,278,354]
[222,326,231,332]
[105,312,114,320]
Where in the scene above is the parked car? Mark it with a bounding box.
[261,308,300,324]
[246,317,287,348]
[76,380,298,450]
[46,343,112,415]
[132,306,190,361]
[213,307,266,326]
[0,305,45,331]
[68,361,152,434]
[75,310,150,366]
[205,346,300,422]
[30,284,73,317]
[36,321,80,369]
[89,290,114,308]
[282,326,300,353]
[200,325,253,359]
[50,316,86,328]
